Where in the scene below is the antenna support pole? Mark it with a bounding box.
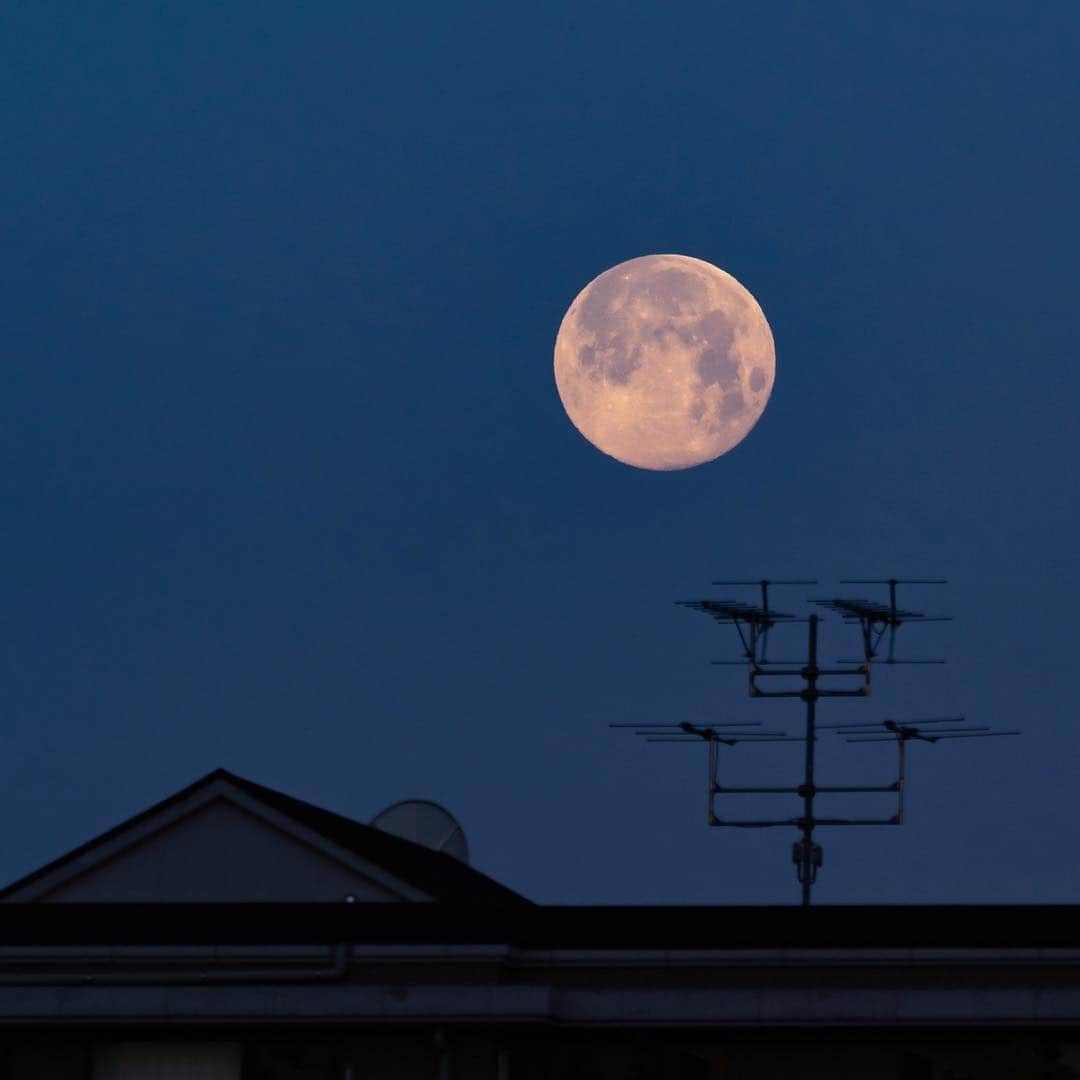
[797,614,820,905]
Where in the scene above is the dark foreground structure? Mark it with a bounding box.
[0,769,1077,1079]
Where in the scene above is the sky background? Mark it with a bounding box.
[2,2,1078,905]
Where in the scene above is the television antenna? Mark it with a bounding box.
[616,578,1018,905]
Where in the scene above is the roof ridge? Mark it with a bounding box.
[0,769,234,899]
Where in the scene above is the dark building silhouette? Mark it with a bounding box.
[1,769,1078,1079]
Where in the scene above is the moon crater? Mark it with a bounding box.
[553,254,775,470]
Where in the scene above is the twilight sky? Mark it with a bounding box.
[2,2,1078,905]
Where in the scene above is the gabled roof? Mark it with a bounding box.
[0,768,530,908]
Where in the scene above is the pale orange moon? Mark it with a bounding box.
[553,254,776,470]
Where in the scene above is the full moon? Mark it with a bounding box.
[553,254,775,470]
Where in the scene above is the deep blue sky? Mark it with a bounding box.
[3,3,1078,905]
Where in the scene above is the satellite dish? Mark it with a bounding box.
[370,799,470,863]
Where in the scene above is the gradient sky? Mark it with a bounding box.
[3,2,1078,906]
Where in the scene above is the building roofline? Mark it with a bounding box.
[0,902,1075,949]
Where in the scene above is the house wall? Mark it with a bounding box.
[3,1033,1079,1080]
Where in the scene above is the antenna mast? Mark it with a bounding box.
[616,578,1018,905]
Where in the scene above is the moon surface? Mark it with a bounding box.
[553,254,775,470]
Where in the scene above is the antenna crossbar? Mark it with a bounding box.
[618,576,1019,905]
